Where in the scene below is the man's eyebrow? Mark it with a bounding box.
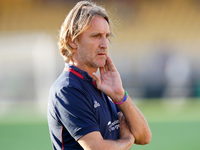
[91,32,111,36]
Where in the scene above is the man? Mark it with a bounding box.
[48,1,152,150]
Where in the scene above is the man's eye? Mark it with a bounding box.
[94,35,99,38]
[106,34,110,38]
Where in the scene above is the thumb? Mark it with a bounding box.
[118,111,123,123]
[92,72,101,89]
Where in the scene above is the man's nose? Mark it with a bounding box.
[100,37,109,49]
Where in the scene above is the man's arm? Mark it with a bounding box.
[117,96,152,145]
[93,56,152,145]
[78,112,135,150]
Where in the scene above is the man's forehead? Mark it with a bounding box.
[86,16,110,33]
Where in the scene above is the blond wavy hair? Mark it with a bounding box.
[58,1,113,62]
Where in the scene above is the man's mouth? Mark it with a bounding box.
[97,52,107,56]
[98,53,106,56]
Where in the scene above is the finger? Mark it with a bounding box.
[106,57,116,71]
[99,66,105,75]
[104,62,108,72]
[92,72,101,89]
[118,111,124,123]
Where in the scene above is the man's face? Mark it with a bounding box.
[73,16,110,71]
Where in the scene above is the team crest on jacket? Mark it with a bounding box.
[94,100,100,108]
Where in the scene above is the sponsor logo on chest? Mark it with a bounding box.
[107,120,120,132]
[94,100,100,108]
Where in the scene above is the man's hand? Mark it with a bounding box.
[92,56,125,103]
[93,56,152,145]
[118,112,135,142]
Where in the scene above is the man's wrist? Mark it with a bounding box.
[111,89,125,103]
[119,134,135,149]
[114,91,128,105]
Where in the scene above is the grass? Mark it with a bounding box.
[131,99,200,150]
[0,99,200,150]
[0,123,52,150]
[132,121,200,150]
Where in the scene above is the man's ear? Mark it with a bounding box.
[68,39,77,49]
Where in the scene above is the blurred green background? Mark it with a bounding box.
[0,100,200,150]
[0,0,200,149]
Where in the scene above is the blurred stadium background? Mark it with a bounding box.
[0,0,200,149]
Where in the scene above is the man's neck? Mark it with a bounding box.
[69,61,98,80]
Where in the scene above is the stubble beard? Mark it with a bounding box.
[94,54,107,68]
[90,58,106,69]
